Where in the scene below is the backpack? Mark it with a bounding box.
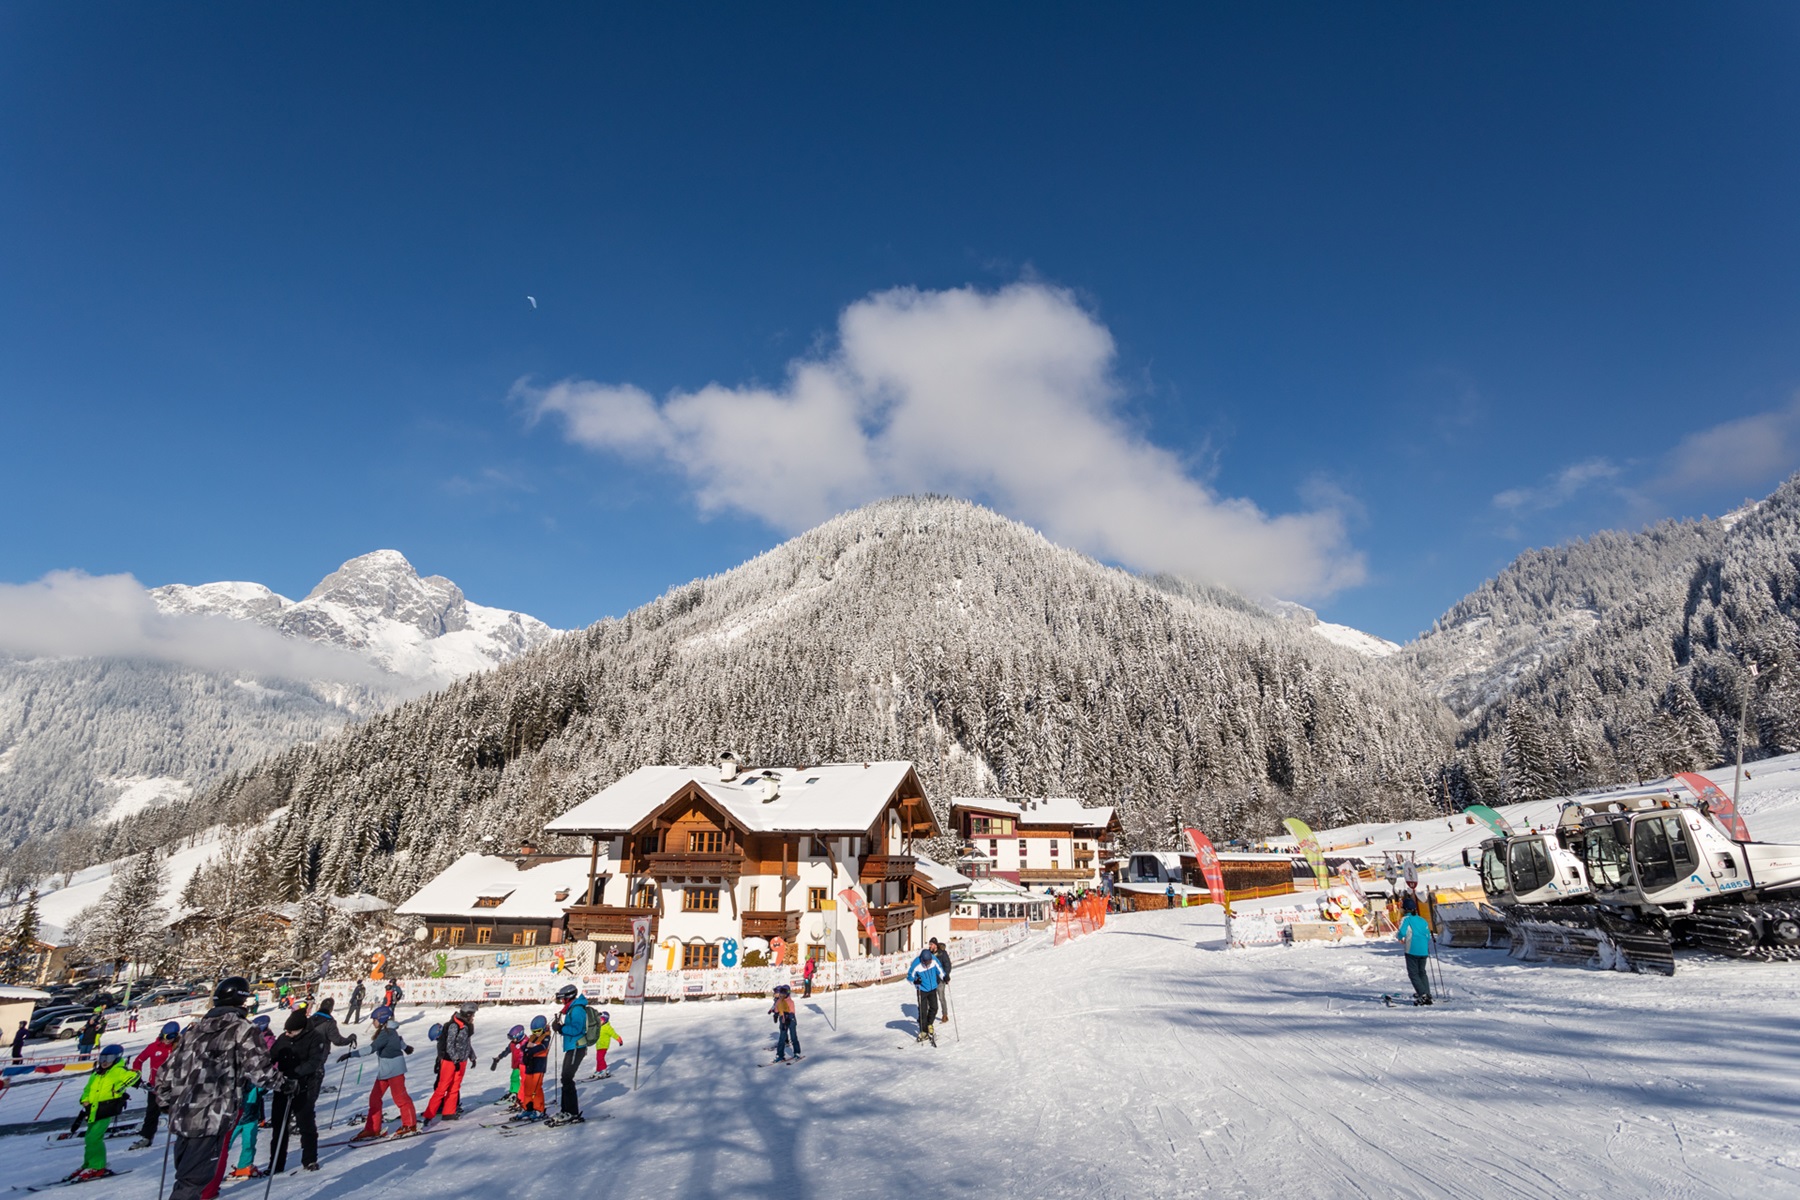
[574,1006,600,1049]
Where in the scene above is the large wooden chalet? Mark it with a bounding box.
[543,755,959,967]
[948,797,1123,888]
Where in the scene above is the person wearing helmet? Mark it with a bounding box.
[588,1010,623,1080]
[151,977,282,1200]
[549,987,589,1125]
[489,1025,527,1110]
[126,1022,181,1150]
[341,1003,417,1140]
[422,1003,476,1125]
[907,947,944,1045]
[509,1017,551,1121]
[768,986,801,1064]
[65,1043,139,1182]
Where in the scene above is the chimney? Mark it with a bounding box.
[760,771,781,802]
[720,751,740,783]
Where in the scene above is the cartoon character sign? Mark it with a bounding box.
[720,939,739,968]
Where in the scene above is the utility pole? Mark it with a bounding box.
[1734,661,1760,806]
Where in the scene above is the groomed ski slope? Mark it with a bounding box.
[9,908,1800,1199]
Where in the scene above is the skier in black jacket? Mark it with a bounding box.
[269,1011,325,1173]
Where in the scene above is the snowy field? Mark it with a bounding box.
[8,905,1800,1199]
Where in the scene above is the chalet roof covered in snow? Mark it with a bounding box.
[911,853,973,895]
[396,853,606,921]
[546,761,932,837]
[948,796,1119,831]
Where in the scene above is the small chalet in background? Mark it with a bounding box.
[949,797,1122,888]
[544,755,946,966]
[396,849,601,949]
[1113,849,1295,909]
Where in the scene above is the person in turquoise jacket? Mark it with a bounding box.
[69,1044,139,1182]
[1395,893,1434,1005]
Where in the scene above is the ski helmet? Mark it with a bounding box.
[428,1023,443,1042]
[555,984,578,1003]
[371,1004,394,1025]
[507,1024,525,1042]
[96,1044,123,1069]
[160,1021,180,1040]
[597,1011,609,1023]
[213,976,253,1007]
[457,1002,476,1017]
[528,1015,548,1032]
[251,1014,270,1028]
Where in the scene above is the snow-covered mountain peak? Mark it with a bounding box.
[296,550,471,641]
[151,579,294,622]
[1264,599,1400,658]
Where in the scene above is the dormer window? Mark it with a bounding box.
[474,896,505,909]
[554,889,570,903]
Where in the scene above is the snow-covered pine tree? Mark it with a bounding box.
[72,851,169,982]
[0,890,40,984]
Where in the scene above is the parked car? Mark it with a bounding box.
[43,1012,103,1040]
[26,1005,87,1033]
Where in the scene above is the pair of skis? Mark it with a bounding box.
[16,1169,134,1192]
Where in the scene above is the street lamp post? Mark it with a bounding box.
[1734,661,1760,807]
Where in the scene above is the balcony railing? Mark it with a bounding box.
[642,851,745,880]
[872,901,919,933]
[741,910,802,940]
[564,905,657,942]
[859,853,918,884]
[1017,867,1094,883]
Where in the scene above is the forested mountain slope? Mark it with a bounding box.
[1448,473,1800,804]
[158,497,1457,906]
[1403,519,1730,717]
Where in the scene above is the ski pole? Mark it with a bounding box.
[946,984,960,1045]
[326,1055,353,1129]
[263,1095,294,1199]
[157,1130,172,1200]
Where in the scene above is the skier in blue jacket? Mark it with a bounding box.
[548,986,588,1125]
[906,948,945,1043]
[1395,894,1434,1005]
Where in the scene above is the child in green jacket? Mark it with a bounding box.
[70,1044,139,1181]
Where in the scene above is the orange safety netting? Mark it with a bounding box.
[1053,895,1108,945]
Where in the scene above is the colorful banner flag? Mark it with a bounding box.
[1465,804,1515,839]
[624,916,652,1002]
[1282,817,1328,889]
[1677,772,1751,841]
[838,887,880,949]
[1183,827,1229,910]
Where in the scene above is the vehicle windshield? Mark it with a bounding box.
[1480,845,1510,896]
[1581,823,1630,889]
[1508,838,1554,894]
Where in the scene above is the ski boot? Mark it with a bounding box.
[229,1165,266,1179]
[390,1124,420,1139]
[127,1137,153,1151]
[349,1127,386,1143]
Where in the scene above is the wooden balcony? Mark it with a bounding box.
[741,910,801,940]
[642,851,744,881]
[872,901,919,933]
[1018,867,1094,883]
[565,905,657,942]
[859,853,917,883]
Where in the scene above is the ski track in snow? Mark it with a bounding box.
[6,910,1800,1199]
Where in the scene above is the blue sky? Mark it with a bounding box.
[3,4,1798,641]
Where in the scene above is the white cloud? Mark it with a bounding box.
[1657,396,1800,492]
[0,570,388,684]
[523,283,1364,600]
[1492,458,1620,513]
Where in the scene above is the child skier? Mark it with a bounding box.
[769,985,801,1063]
[342,1004,417,1141]
[66,1043,138,1183]
[422,1003,475,1125]
[490,1024,526,1108]
[225,1080,266,1179]
[589,1011,623,1079]
[511,1017,550,1121]
[128,1022,181,1150]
